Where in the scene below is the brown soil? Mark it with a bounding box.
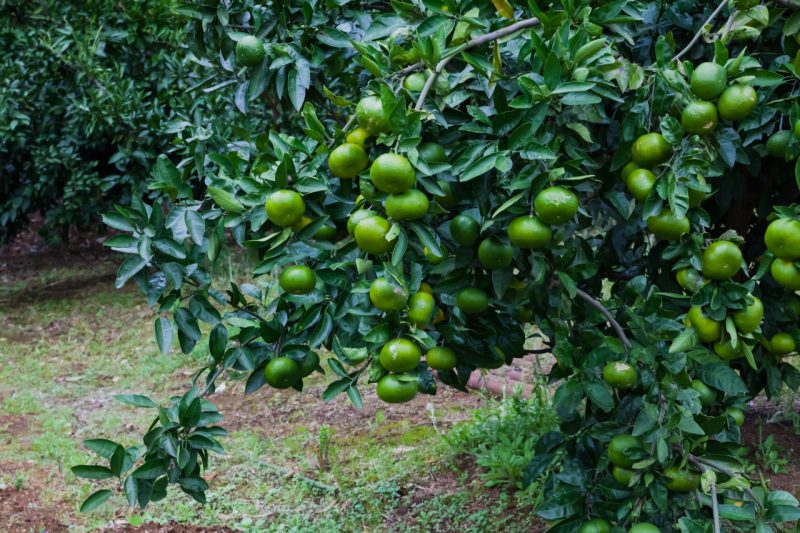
[741,407,800,496]
[0,461,71,532]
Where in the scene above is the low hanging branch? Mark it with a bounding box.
[575,288,633,353]
[414,16,541,111]
[672,0,729,61]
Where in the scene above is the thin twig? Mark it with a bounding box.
[391,61,424,79]
[414,17,540,111]
[672,0,729,61]
[689,454,763,510]
[574,288,632,353]
[327,115,356,148]
[689,457,721,533]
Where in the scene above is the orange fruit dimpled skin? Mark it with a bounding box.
[379,338,422,372]
[626,169,657,202]
[236,35,265,67]
[426,347,457,371]
[456,287,489,313]
[477,238,514,270]
[771,259,800,290]
[385,189,429,221]
[681,100,718,135]
[369,277,408,311]
[691,62,727,100]
[508,215,552,249]
[264,357,301,389]
[701,240,743,280]
[534,186,579,224]
[265,190,305,227]
[354,215,395,255]
[356,96,389,135]
[450,215,480,246]
[328,143,368,179]
[279,265,316,295]
[687,306,722,343]
[646,209,690,241]
[370,153,416,194]
[764,218,800,261]
[717,84,757,122]
[631,132,673,168]
[376,375,418,403]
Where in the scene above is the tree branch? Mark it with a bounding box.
[776,0,800,8]
[414,16,540,111]
[574,288,632,353]
[689,457,720,533]
[689,454,763,510]
[672,0,729,61]
[327,115,356,148]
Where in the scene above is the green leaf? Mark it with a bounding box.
[115,255,147,289]
[175,308,201,342]
[114,394,157,408]
[72,465,114,480]
[154,317,172,356]
[79,489,112,513]
[184,210,205,245]
[83,439,120,460]
[131,459,166,480]
[207,187,245,213]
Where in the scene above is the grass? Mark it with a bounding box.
[0,260,546,532]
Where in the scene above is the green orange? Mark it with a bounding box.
[456,287,489,313]
[702,240,743,280]
[681,100,718,135]
[369,277,409,311]
[646,209,690,241]
[376,375,418,403]
[626,169,657,202]
[767,130,791,158]
[354,215,395,254]
[347,209,375,235]
[612,466,634,486]
[426,347,457,371]
[385,189,429,220]
[726,407,745,426]
[328,143,368,179]
[691,379,716,407]
[534,186,579,224]
[370,153,416,193]
[279,265,316,294]
[631,132,673,168]
[629,524,661,533]
[236,35,265,67]
[602,361,638,389]
[714,340,743,361]
[345,126,371,147]
[407,291,436,327]
[771,259,800,290]
[403,72,426,92]
[663,466,700,492]
[265,190,305,227]
[264,357,300,389]
[608,434,640,468]
[676,268,707,293]
[507,215,552,249]
[717,84,758,122]
[418,142,447,163]
[478,238,514,270]
[687,306,722,343]
[380,338,422,372]
[764,218,800,260]
[691,62,727,100]
[732,296,763,333]
[577,519,612,533]
[771,333,796,355]
[621,161,640,182]
[450,215,480,246]
[356,96,389,135]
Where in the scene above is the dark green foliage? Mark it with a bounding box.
[0,0,225,240]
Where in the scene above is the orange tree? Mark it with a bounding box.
[75,0,800,530]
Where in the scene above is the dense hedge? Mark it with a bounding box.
[0,0,234,241]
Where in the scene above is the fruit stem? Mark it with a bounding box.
[327,115,356,148]
[574,288,632,354]
[672,0,729,62]
[413,16,540,111]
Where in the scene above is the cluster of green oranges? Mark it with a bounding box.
[259,93,586,401]
[621,62,760,242]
